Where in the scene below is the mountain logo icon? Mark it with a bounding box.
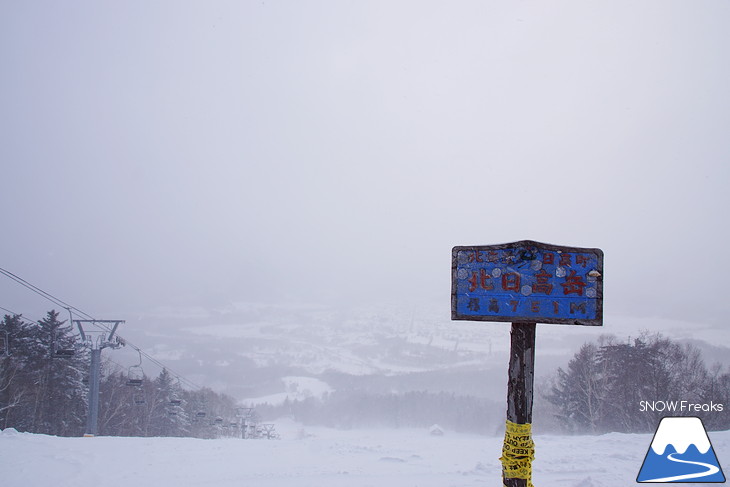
[637,416,725,483]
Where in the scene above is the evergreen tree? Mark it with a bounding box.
[151,368,188,437]
[27,310,87,436]
[0,314,35,430]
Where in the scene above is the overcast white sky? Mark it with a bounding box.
[1,1,729,328]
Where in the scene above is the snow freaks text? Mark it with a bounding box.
[640,401,724,413]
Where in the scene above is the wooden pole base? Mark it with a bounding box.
[503,322,536,487]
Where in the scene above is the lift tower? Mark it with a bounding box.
[74,319,124,437]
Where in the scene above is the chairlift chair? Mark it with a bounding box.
[133,392,146,405]
[126,350,145,386]
[167,395,181,416]
[55,348,76,358]
[126,366,143,386]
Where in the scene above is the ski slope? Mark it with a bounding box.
[2,421,728,487]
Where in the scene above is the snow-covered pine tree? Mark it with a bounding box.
[0,314,36,430]
[151,368,189,437]
[27,310,87,436]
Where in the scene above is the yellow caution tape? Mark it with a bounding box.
[499,420,535,487]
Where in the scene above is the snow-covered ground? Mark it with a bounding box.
[3,420,728,487]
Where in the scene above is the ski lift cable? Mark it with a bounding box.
[0,267,203,391]
[0,305,39,327]
[1,304,166,381]
[79,329,202,391]
[123,343,202,390]
[63,310,200,389]
[0,268,93,320]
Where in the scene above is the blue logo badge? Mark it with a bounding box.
[637,417,725,483]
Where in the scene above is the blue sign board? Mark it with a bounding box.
[452,240,603,326]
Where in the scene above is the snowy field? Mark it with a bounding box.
[3,421,729,487]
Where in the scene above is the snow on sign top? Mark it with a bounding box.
[451,240,603,326]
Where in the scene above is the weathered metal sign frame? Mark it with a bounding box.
[452,240,603,326]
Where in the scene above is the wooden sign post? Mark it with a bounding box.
[452,240,603,487]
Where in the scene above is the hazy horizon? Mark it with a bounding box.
[2,2,729,388]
